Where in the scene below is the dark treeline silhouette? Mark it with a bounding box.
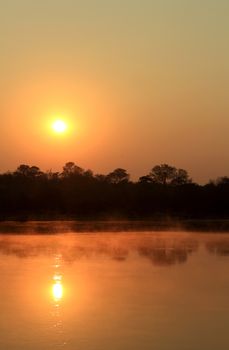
[0,162,229,220]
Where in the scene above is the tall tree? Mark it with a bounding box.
[62,162,84,177]
[149,164,177,185]
[106,168,130,184]
[149,164,191,185]
[15,164,43,177]
[171,169,192,185]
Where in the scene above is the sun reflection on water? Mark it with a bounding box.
[50,254,66,347]
[52,275,63,301]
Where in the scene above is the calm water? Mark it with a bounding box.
[0,228,229,350]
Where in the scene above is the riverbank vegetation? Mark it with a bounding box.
[0,162,228,220]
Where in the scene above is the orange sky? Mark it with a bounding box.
[1,0,229,183]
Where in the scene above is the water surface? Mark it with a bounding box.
[0,228,229,350]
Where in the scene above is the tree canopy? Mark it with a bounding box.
[0,162,228,220]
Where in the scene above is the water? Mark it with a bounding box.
[0,228,229,350]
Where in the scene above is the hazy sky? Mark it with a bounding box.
[0,0,228,183]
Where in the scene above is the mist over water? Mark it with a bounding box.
[0,224,229,350]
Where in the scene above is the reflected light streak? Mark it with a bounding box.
[51,254,64,303]
[50,254,66,346]
[52,280,63,301]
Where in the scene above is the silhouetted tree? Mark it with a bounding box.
[149,164,191,185]
[15,164,30,176]
[62,162,84,177]
[83,170,94,178]
[138,175,153,184]
[95,174,107,182]
[0,162,228,220]
[215,177,229,186]
[171,169,192,185]
[15,164,43,177]
[106,168,130,184]
[46,170,60,180]
[149,164,177,185]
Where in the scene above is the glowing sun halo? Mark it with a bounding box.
[52,120,67,133]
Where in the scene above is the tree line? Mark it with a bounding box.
[0,162,228,220]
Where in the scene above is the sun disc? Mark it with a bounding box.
[52,120,67,133]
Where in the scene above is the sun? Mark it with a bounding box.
[52,120,67,133]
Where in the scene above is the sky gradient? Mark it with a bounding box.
[1,0,228,183]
